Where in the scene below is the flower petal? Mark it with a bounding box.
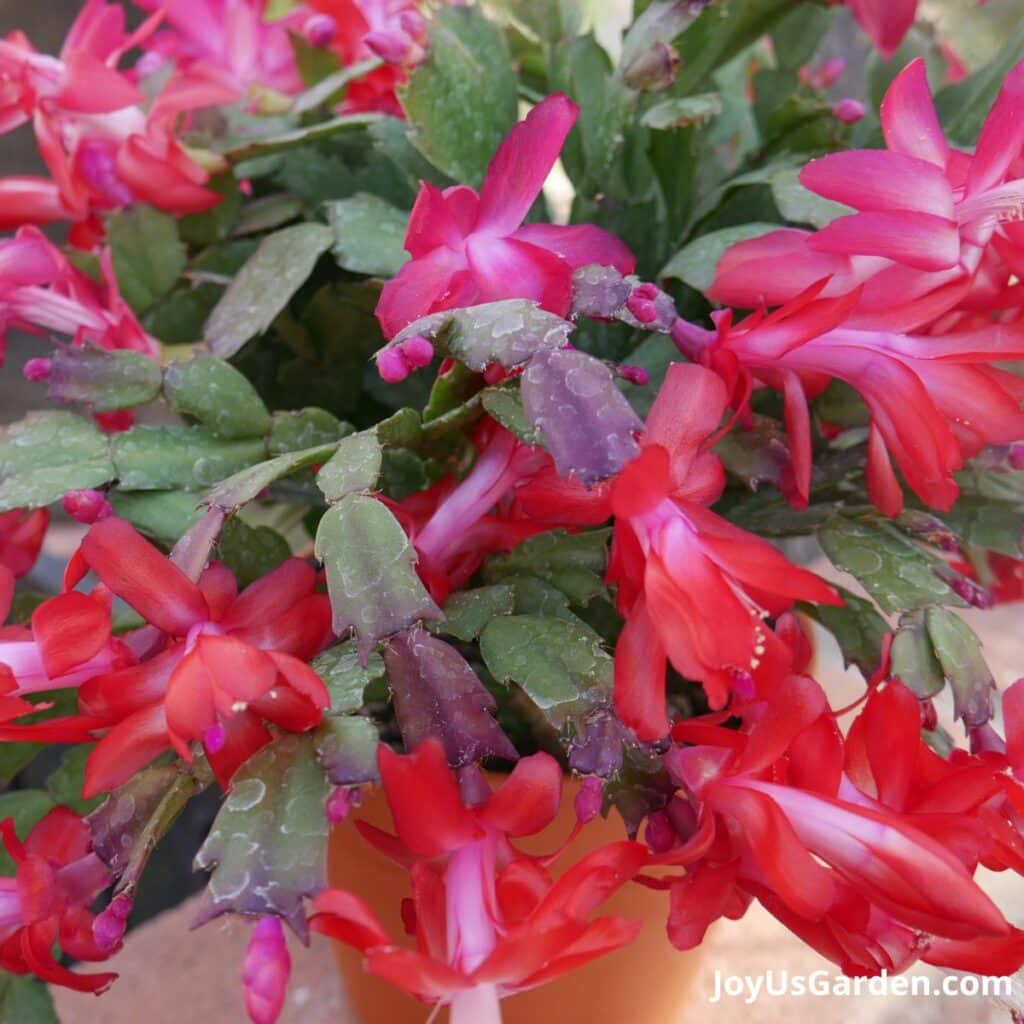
[81,518,207,636]
[475,94,578,236]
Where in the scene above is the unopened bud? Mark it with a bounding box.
[203,722,227,754]
[365,28,416,65]
[376,347,410,383]
[618,364,650,387]
[622,40,679,92]
[62,489,112,524]
[644,809,675,854]
[398,334,434,371]
[832,98,866,124]
[326,787,354,824]
[243,917,291,1024]
[23,357,52,382]
[813,58,845,88]
[93,894,132,952]
[574,776,603,825]
[302,13,337,48]
[1009,443,1024,471]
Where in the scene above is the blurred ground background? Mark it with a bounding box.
[1,0,1023,1021]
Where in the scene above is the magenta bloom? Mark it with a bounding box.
[711,58,1024,332]
[844,0,918,58]
[376,94,636,337]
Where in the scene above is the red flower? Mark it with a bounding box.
[306,0,427,116]
[311,739,645,1023]
[661,670,1023,975]
[0,508,47,579]
[608,363,840,737]
[375,94,636,337]
[673,288,1024,515]
[66,517,331,794]
[0,808,116,992]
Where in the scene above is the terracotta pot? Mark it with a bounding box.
[328,778,702,1024]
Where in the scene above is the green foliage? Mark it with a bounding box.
[107,205,186,313]
[819,516,965,615]
[316,432,382,502]
[204,223,334,358]
[484,529,610,604]
[315,494,442,657]
[327,194,409,276]
[163,356,271,439]
[0,971,59,1024]
[195,735,329,937]
[480,615,612,725]
[400,5,518,186]
[0,412,115,511]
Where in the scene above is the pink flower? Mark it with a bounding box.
[375,94,636,337]
[306,0,428,115]
[0,1,235,232]
[132,0,307,103]
[710,59,1024,333]
[0,228,160,362]
[843,0,918,58]
[661,672,1022,973]
[311,739,645,1023]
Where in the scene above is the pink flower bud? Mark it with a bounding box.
[364,28,415,64]
[574,776,603,825]
[243,917,291,1024]
[376,347,410,383]
[23,357,52,382]
[399,10,428,44]
[326,787,354,824]
[815,58,845,88]
[399,334,434,370]
[62,489,112,524]
[203,722,227,754]
[302,13,337,48]
[626,283,661,324]
[1009,443,1024,470]
[644,809,675,854]
[832,98,866,124]
[618,364,650,387]
[93,894,132,952]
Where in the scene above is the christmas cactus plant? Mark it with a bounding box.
[1,0,1024,1021]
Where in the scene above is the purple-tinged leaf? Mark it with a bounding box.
[571,265,631,320]
[194,734,329,940]
[521,348,642,486]
[315,715,380,785]
[568,705,630,776]
[383,627,517,767]
[46,345,162,412]
[88,762,210,898]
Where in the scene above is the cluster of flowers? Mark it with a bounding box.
[0,2,1023,1024]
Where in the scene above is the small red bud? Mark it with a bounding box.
[23,357,52,382]
[62,489,112,524]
